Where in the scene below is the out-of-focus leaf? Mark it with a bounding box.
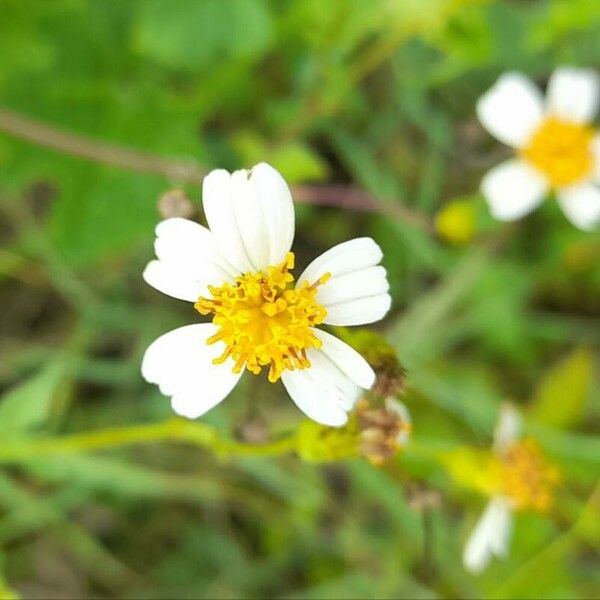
[0,362,66,436]
[134,0,272,70]
[21,454,223,501]
[231,132,328,183]
[529,348,594,428]
[49,167,162,265]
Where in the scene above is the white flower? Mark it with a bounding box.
[141,163,391,427]
[477,67,600,230]
[463,404,520,574]
[462,404,558,574]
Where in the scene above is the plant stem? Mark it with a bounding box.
[0,107,432,232]
[0,419,297,463]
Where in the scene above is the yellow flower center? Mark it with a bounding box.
[499,439,560,512]
[520,117,595,187]
[195,252,330,383]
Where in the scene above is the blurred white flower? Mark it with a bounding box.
[477,67,600,230]
[463,404,559,574]
[141,163,391,426]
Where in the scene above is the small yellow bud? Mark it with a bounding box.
[435,199,477,246]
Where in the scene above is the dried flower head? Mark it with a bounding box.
[357,397,412,465]
[158,189,195,220]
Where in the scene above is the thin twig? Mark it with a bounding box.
[0,107,433,232]
[0,107,206,184]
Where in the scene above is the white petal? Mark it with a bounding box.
[317,266,389,306]
[463,497,513,574]
[546,67,600,124]
[481,159,548,221]
[477,72,544,147]
[143,260,208,302]
[281,368,350,427]
[144,218,235,302]
[202,164,295,274]
[322,293,392,326]
[229,168,271,271]
[298,238,383,287]
[308,348,361,411]
[493,403,521,454]
[298,238,390,326]
[251,162,295,265]
[313,328,375,390]
[557,182,600,231]
[154,218,236,278]
[141,324,242,419]
[202,169,255,274]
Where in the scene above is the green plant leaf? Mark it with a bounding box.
[134,0,272,71]
[231,132,328,183]
[529,348,594,428]
[0,362,66,436]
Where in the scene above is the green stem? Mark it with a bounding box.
[0,419,297,463]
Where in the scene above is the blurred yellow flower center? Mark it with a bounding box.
[500,439,560,512]
[435,199,476,246]
[520,117,595,187]
[195,252,330,383]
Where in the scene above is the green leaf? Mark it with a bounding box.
[529,348,594,428]
[21,454,222,501]
[134,0,272,71]
[48,167,162,265]
[0,363,66,436]
[231,132,328,183]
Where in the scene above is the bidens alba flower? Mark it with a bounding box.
[463,404,559,574]
[477,67,600,230]
[142,163,391,427]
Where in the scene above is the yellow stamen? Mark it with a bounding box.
[195,252,329,382]
[520,116,594,187]
[500,439,560,512]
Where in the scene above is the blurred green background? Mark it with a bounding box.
[1,0,600,598]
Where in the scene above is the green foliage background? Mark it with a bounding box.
[1,0,600,597]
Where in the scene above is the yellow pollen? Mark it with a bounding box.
[499,439,560,513]
[194,252,330,383]
[520,117,595,187]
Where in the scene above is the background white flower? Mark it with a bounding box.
[141,163,391,427]
[462,404,559,574]
[477,67,600,230]
[462,404,520,574]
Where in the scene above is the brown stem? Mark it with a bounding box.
[0,107,432,232]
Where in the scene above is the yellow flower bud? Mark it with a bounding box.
[435,198,477,246]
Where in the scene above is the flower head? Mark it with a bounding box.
[142,163,391,426]
[477,67,600,230]
[462,404,559,574]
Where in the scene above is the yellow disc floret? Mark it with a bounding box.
[520,117,595,187]
[195,252,330,383]
[500,439,560,512]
